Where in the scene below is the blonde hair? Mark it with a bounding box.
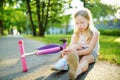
[73,8,95,43]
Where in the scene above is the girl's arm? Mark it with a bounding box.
[63,34,77,50]
[69,33,77,44]
[77,31,99,56]
[62,34,80,56]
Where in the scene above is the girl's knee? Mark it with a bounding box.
[79,59,89,72]
[80,55,94,63]
[80,57,89,65]
[80,56,88,61]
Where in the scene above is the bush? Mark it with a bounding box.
[99,29,120,36]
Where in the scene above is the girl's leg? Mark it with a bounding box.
[76,54,95,77]
[67,52,79,80]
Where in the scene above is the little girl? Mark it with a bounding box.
[51,8,100,80]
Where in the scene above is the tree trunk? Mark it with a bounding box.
[42,0,50,36]
[0,0,4,35]
[37,0,50,37]
[39,1,45,37]
[0,20,4,35]
[36,0,41,36]
[26,0,36,36]
[36,0,45,37]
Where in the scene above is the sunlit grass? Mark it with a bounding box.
[24,34,120,65]
[24,34,71,44]
[114,38,120,43]
[99,35,120,65]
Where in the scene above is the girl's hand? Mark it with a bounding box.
[61,48,72,56]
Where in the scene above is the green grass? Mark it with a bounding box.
[0,34,2,37]
[24,34,120,65]
[99,29,120,36]
[24,34,72,44]
[99,35,120,65]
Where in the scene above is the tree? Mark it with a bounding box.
[35,0,71,36]
[0,0,27,35]
[0,0,4,35]
[26,0,36,36]
[37,0,51,36]
[0,0,72,36]
[81,0,118,19]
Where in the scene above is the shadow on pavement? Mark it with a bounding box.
[76,63,95,80]
[0,56,49,80]
[36,63,95,80]
[0,56,95,80]
[36,71,69,80]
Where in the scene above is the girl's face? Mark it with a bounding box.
[75,15,89,32]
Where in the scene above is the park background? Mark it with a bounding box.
[0,0,120,65]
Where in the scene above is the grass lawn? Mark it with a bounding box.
[24,34,120,65]
[99,35,120,65]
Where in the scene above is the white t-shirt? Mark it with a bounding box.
[79,33,100,54]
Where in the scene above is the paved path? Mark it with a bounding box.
[0,35,120,80]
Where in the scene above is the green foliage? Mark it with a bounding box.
[99,29,120,36]
[3,29,8,35]
[1,0,27,34]
[48,14,71,29]
[82,0,119,19]
[1,0,119,36]
[47,1,71,28]
[99,35,120,65]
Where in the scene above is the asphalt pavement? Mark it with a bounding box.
[0,35,120,80]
